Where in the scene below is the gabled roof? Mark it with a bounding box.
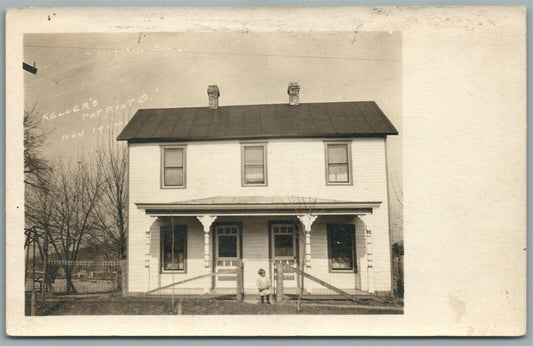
[117,101,398,142]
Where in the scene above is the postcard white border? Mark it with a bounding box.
[6,6,527,336]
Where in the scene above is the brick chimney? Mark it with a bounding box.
[287,82,300,106]
[207,85,220,109]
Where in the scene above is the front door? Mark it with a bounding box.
[214,224,241,288]
[270,222,298,288]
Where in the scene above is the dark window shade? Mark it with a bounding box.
[218,235,237,258]
[161,225,187,271]
[327,224,356,271]
[274,234,294,257]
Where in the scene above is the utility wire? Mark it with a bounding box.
[24,44,401,63]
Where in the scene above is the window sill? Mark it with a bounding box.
[161,270,187,274]
[326,182,353,186]
[329,269,357,274]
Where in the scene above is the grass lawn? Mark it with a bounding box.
[26,294,403,315]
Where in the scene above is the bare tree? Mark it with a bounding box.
[29,159,103,293]
[24,106,52,214]
[24,105,53,285]
[389,173,403,244]
[24,106,129,291]
[87,139,128,260]
[389,172,404,297]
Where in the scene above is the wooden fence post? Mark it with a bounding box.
[297,262,304,312]
[177,298,183,315]
[121,260,128,297]
[30,290,36,316]
[42,229,48,298]
[276,264,284,303]
[236,259,244,302]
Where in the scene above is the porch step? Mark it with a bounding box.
[243,295,275,305]
[243,297,260,304]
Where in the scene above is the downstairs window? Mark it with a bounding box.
[327,224,356,272]
[161,225,187,272]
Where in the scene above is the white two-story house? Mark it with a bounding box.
[117,83,398,297]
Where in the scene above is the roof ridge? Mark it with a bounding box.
[135,100,379,112]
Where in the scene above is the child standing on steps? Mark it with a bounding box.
[256,268,271,304]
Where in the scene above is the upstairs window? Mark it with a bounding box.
[241,143,267,186]
[325,142,352,185]
[161,146,186,188]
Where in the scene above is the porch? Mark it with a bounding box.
[134,196,385,296]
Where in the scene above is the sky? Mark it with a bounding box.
[24,31,403,239]
[24,31,401,162]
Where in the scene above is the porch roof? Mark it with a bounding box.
[136,196,381,216]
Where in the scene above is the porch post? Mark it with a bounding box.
[359,214,375,294]
[141,215,158,268]
[297,214,317,268]
[139,214,158,293]
[197,216,217,268]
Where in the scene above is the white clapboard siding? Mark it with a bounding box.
[127,137,393,294]
[129,138,388,202]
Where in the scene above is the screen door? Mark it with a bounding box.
[215,225,241,287]
[270,223,298,287]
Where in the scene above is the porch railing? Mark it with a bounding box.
[146,259,245,301]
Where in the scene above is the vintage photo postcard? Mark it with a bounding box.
[5,6,526,336]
